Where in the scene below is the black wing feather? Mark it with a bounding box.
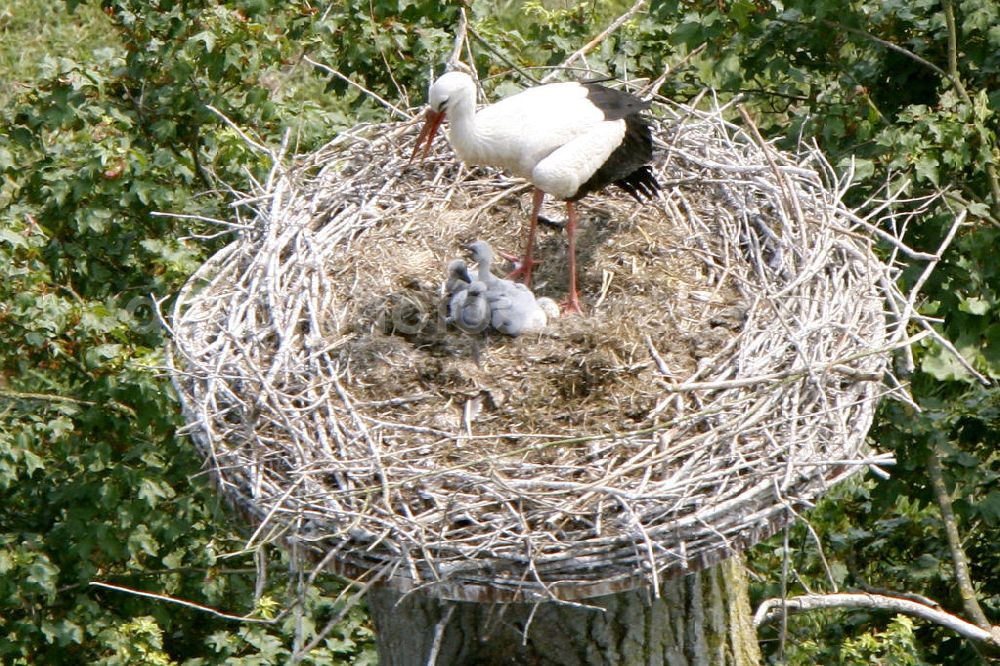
[581,82,652,121]
[571,107,659,202]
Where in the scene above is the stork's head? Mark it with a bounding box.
[467,280,487,297]
[446,258,471,282]
[410,71,475,161]
[466,240,494,267]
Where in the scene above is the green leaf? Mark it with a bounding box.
[137,477,174,507]
[979,491,1000,526]
[131,179,155,205]
[127,524,160,559]
[161,549,185,569]
[840,157,875,180]
[914,155,939,186]
[26,558,59,593]
[191,30,217,53]
[84,343,123,368]
[0,227,27,248]
[22,448,45,475]
[150,119,177,141]
[921,346,972,382]
[958,296,990,315]
[966,201,991,217]
[45,416,74,438]
[41,618,83,646]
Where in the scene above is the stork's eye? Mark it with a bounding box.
[435,97,449,112]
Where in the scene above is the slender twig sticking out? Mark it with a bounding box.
[542,0,649,84]
[89,581,276,624]
[303,57,412,121]
[466,25,541,85]
[447,9,468,71]
[425,605,456,666]
[206,104,270,154]
[640,43,707,97]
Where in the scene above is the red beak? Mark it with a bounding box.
[410,108,445,162]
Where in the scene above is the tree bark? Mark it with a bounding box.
[367,554,761,666]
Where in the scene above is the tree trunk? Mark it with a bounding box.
[367,554,761,666]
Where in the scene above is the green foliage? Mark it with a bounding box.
[98,616,177,666]
[0,0,375,662]
[0,1,112,107]
[302,0,461,109]
[770,614,930,665]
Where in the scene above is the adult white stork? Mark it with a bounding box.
[411,70,659,314]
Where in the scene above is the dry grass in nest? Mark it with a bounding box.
[168,93,931,602]
[339,181,727,444]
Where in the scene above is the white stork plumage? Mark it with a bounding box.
[412,70,659,314]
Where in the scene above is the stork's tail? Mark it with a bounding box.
[617,166,660,202]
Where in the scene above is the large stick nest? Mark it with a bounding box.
[169,94,911,602]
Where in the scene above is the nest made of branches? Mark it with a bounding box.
[168,91,918,602]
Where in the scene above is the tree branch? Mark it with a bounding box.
[447,8,468,70]
[816,19,951,83]
[302,59,411,121]
[941,0,1000,216]
[0,389,96,406]
[942,0,959,82]
[466,26,541,85]
[926,447,991,629]
[89,581,276,624]
[542,0,648,83]
[754,593,1000,654]
[816,13,1000,216]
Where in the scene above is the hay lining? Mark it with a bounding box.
[168,93,927,602]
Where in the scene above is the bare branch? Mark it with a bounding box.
[466,26,541,85]
[205,104,271,155]
[542,0,648,83]
[303,57,412,121]
[816,19,950,83]
[426,605,456,666]
[754,592,1000,653]
[640,43,707,97]
[447,9,468,70]
[90,581,275,624]
[0,390,97,406]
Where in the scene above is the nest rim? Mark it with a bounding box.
[168,92,907,602]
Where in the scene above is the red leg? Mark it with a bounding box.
[561,201,583,315]
[505,188,544,286]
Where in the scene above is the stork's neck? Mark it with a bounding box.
[476,253,493,283]
[444,92,482,164]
